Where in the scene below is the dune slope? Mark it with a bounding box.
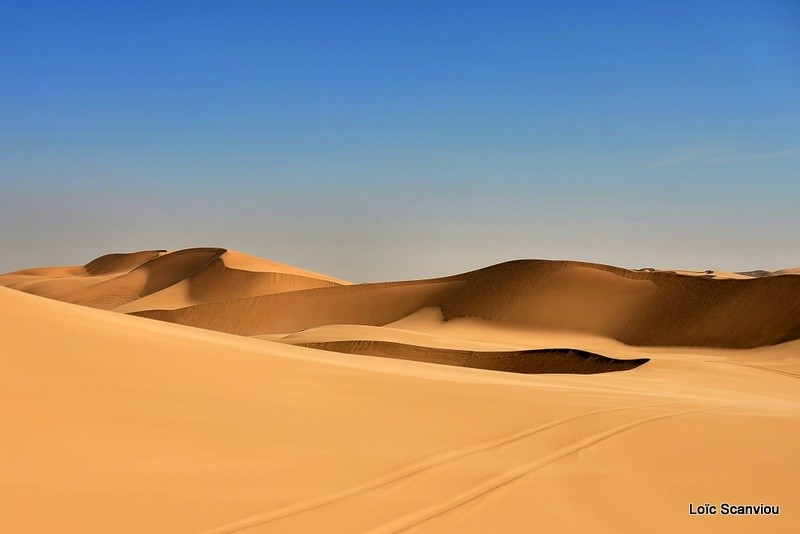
[0,247,349,312]
[2,285,799,533]
[3,250,800,532]
[134,259,800,349]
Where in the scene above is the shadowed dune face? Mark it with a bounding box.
[83,250,167,275]
[2,250,799,350]
[613,274,800,348]
[438,260,800,348]
[296,340,649,374]
[439,263,659,334]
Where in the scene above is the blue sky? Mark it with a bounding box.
[1,1,798,280]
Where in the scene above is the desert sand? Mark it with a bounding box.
[2,248,799,533]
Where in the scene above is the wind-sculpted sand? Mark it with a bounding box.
[2,248,799,532]
[295,341,650,374]
[134,258,800,348]
[0,247,349,311]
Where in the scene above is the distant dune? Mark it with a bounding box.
[2,249,798,353]
[0,247,348,311]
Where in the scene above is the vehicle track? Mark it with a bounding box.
[384,405,723,533]
[205,402,687,533]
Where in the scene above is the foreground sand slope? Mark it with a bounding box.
[2,286,799,533]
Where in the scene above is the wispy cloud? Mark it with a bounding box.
[655,148,800,166]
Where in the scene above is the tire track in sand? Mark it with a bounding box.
[384,405,723,533]
[205,402,680,533]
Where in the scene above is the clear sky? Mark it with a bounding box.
[1,0,798,281]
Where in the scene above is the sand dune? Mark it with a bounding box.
[115,251,348,313]
[126,257,800,349]
[3,249,800,532]
[6,250,798,351]
[4,251,799,351]
[437,260,800,348]
[0,247,349,312]
[2,273,799,532]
